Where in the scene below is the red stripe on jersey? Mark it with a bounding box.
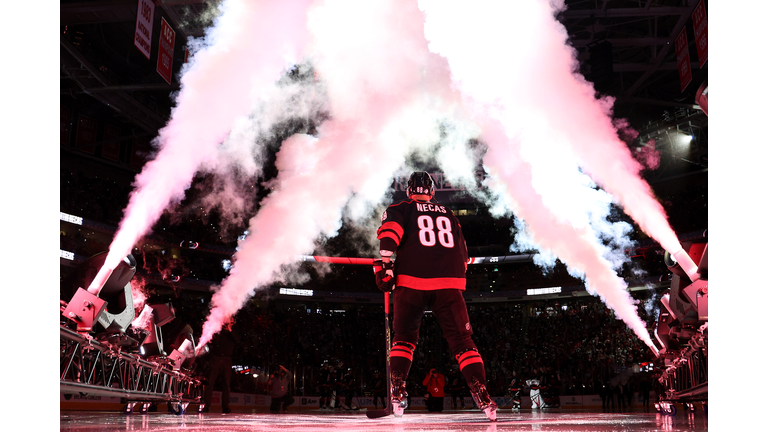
[396,275,466,290]
[377,221,404,239]
[377,231,401,246]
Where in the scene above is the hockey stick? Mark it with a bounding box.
[298,254,534,265]
[366,271,392,419]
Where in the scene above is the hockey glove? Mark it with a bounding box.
[373,259,395,293]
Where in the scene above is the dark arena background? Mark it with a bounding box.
[36,0,756,430]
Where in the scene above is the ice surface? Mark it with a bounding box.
[60,409,707,431]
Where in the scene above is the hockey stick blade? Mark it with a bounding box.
[365,408,391,419]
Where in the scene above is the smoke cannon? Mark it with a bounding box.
[666,249,700,283]
[653,238,708,407]
[61,252,137,335]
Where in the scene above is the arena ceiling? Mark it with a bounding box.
[60,0,708,180]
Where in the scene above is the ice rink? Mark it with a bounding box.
[60,409,707,431]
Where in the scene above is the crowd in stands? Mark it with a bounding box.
[172,295,656,402]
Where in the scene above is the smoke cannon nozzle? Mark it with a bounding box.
[86,265,115,296]
[649,344,660,358]
[668,249,700,283]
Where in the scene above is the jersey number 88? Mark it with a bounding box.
[417,215,454,248]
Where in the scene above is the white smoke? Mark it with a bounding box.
[419,0,655,347]
[100,0,314,275]
[99,0,686,352]
[198,0,463,347]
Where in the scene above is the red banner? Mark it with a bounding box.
[692,0,708,67]
[134,0,154,60]
[102,124,122,162]
[674,28,692,92]
[157,17,175,85]
[75,115,99,154]
[60,105,72,146]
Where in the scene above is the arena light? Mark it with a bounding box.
[279,288,313,297]
[60,212,83,225]
[527,287,562,296]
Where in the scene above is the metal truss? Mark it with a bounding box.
[60,325,202,413]
[656,324,707,414]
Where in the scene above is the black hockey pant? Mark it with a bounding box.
[390,288,486,386]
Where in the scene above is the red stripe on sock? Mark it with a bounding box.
[459,356,484,370]
[390,349,413,361]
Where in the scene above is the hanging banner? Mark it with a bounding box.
[102,124,122,162]
[134,0,154,60]
[674,28,692,92]
[75,114,99,155]
[692,0,708,67]
[60,105,72,146]
[157,17,176,85]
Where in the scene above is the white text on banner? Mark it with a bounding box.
[134,0,154,60]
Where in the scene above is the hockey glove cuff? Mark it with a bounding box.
[373,259,395,293]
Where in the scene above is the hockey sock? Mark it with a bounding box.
[390,341,416,379]
[455,348,487,385]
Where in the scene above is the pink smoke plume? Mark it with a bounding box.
[100,0,688,354]
[480,119,654,347]
[130,275,149,317]
[635,139,661,171]
[95,0,313,282]
[418,0,684,348]
[198,0,460,349]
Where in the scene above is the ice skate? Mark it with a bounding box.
[469,380,497,421]
[391,376,408,418]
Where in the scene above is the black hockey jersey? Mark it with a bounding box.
[377,198,468,290]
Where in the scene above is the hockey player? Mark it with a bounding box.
[341,366,359,410]
[328,361,340,410]
[546,367,561,408]
[506,371,522,410]
[374,172,497,421]
[371,371,386,409]
[526,369,543,409]
[318,361,332,410]
[447,366,466,409]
